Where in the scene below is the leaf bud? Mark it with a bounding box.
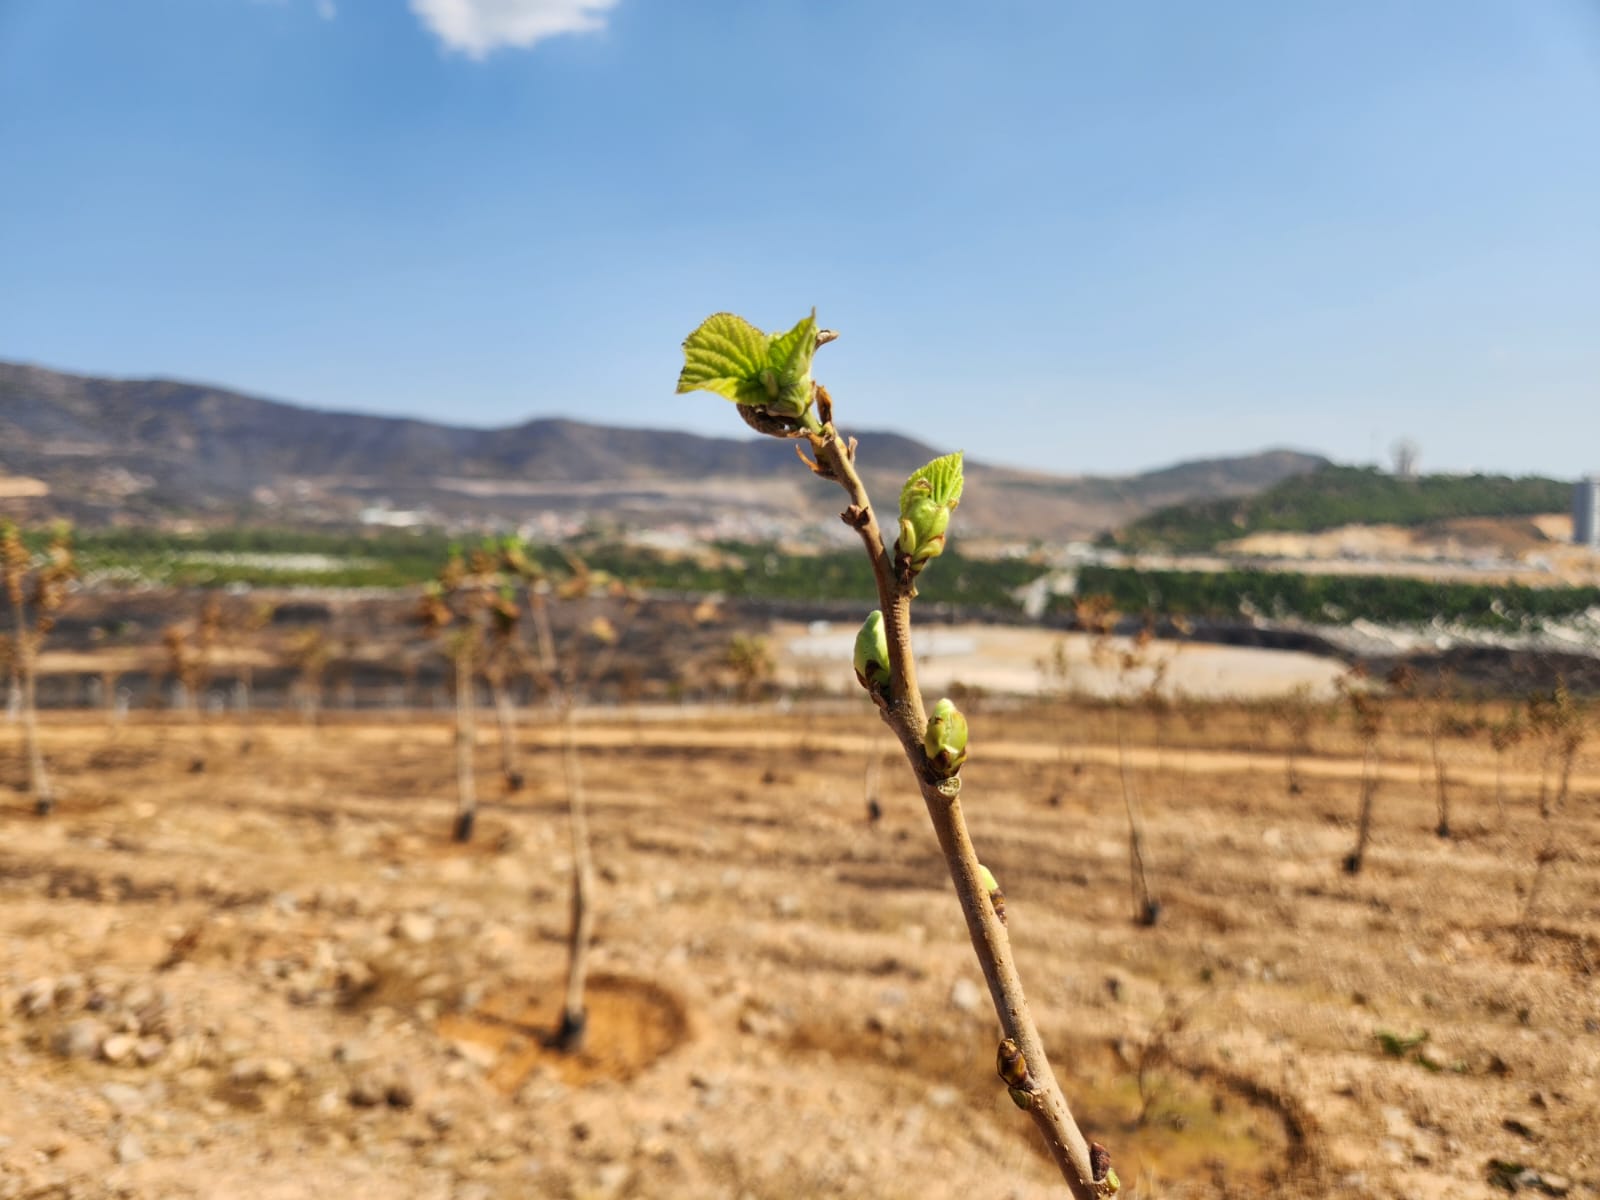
[853,610,891,694]
[895,452,964,574]
[978,863,1007,926]
[923,697,968,777]
[996,1038,1029,1089]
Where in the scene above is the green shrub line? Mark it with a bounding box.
[1119,464,1570,552]
[1064,565,1600,631]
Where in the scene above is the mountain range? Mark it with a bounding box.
[0,360,1327,541]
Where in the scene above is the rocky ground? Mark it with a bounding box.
[1,698,1597,1199]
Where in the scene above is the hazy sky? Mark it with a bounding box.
[2,1,1597,477]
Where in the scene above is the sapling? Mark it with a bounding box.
[217,597,275,752]
[476,566,530,792]
[862,730,886,824]
[418,546,495,842]
[1527,682,1584,822]
[1516,683,1586,959]
[1486,705,1524,825]
[1073,593,1121,770]
[1,522,77,815]
[678,311,1118,1198]
[279,627,331,738]
[724,632,776,704]
[1116,720,1160,928]
[1273,682,1317,797]
[1035,636,1079,805]
[497,537,640,1052]
[1115,622,1164,927]
[161,593,221,769]
[1340,673,1385,875]
[1423,673,1460,838]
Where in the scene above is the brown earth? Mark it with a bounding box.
[1,698,1597,1199]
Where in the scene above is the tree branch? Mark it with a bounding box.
[803,407,1105,1198]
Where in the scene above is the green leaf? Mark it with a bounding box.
[766,309,818,396]
[900,452,965,513]
[676,313,776,408]
[677,310,820,418]
[896,452,965,570]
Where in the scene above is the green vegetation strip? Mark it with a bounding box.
[58,528,1041,605]
[1120,465,1570,552]
[41,527,1600,630]
[1067,565,1600,631]
[69,528,457,588]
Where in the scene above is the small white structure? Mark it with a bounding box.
[1574,476,1600,547]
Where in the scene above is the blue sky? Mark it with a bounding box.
[2,1,1597,477]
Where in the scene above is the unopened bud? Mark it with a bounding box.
[996,1038,1029,1089]
[1090,1143,1117,1193]
[978,863,1007,926]
[923,698,968,777]
[853,610,891,694]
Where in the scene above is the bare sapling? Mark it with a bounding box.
[724,632,775,704]
[1486,705,1524,825]
[1273,682,1316,797]
[1423,672,1461,839]
[862,730,885,824]
[1115,622,1165,927]
[677,310,1119,1197]
[1516,683,1586,959]
[1074,593,1121,754]
[161,592,221,770]
[1116,714,1159,928]
[219,598,275,753]
[498,537,640,1053]
[476,559,529,793]
[419,546,493,842]
[1340,671,1385,875]
[1,522,78,815]
[1036,637,1077,805]
[282,628,329,731]
[1527,682,1583,822]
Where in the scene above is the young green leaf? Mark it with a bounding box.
[896,452,965,571]
[899,451,965,514]
[677,310,820,420]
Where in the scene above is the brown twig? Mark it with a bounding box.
[799,397,1105,1198]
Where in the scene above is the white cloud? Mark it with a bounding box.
[411,0,619,58]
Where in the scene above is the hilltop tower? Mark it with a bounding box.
[1575,476,1600,547]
